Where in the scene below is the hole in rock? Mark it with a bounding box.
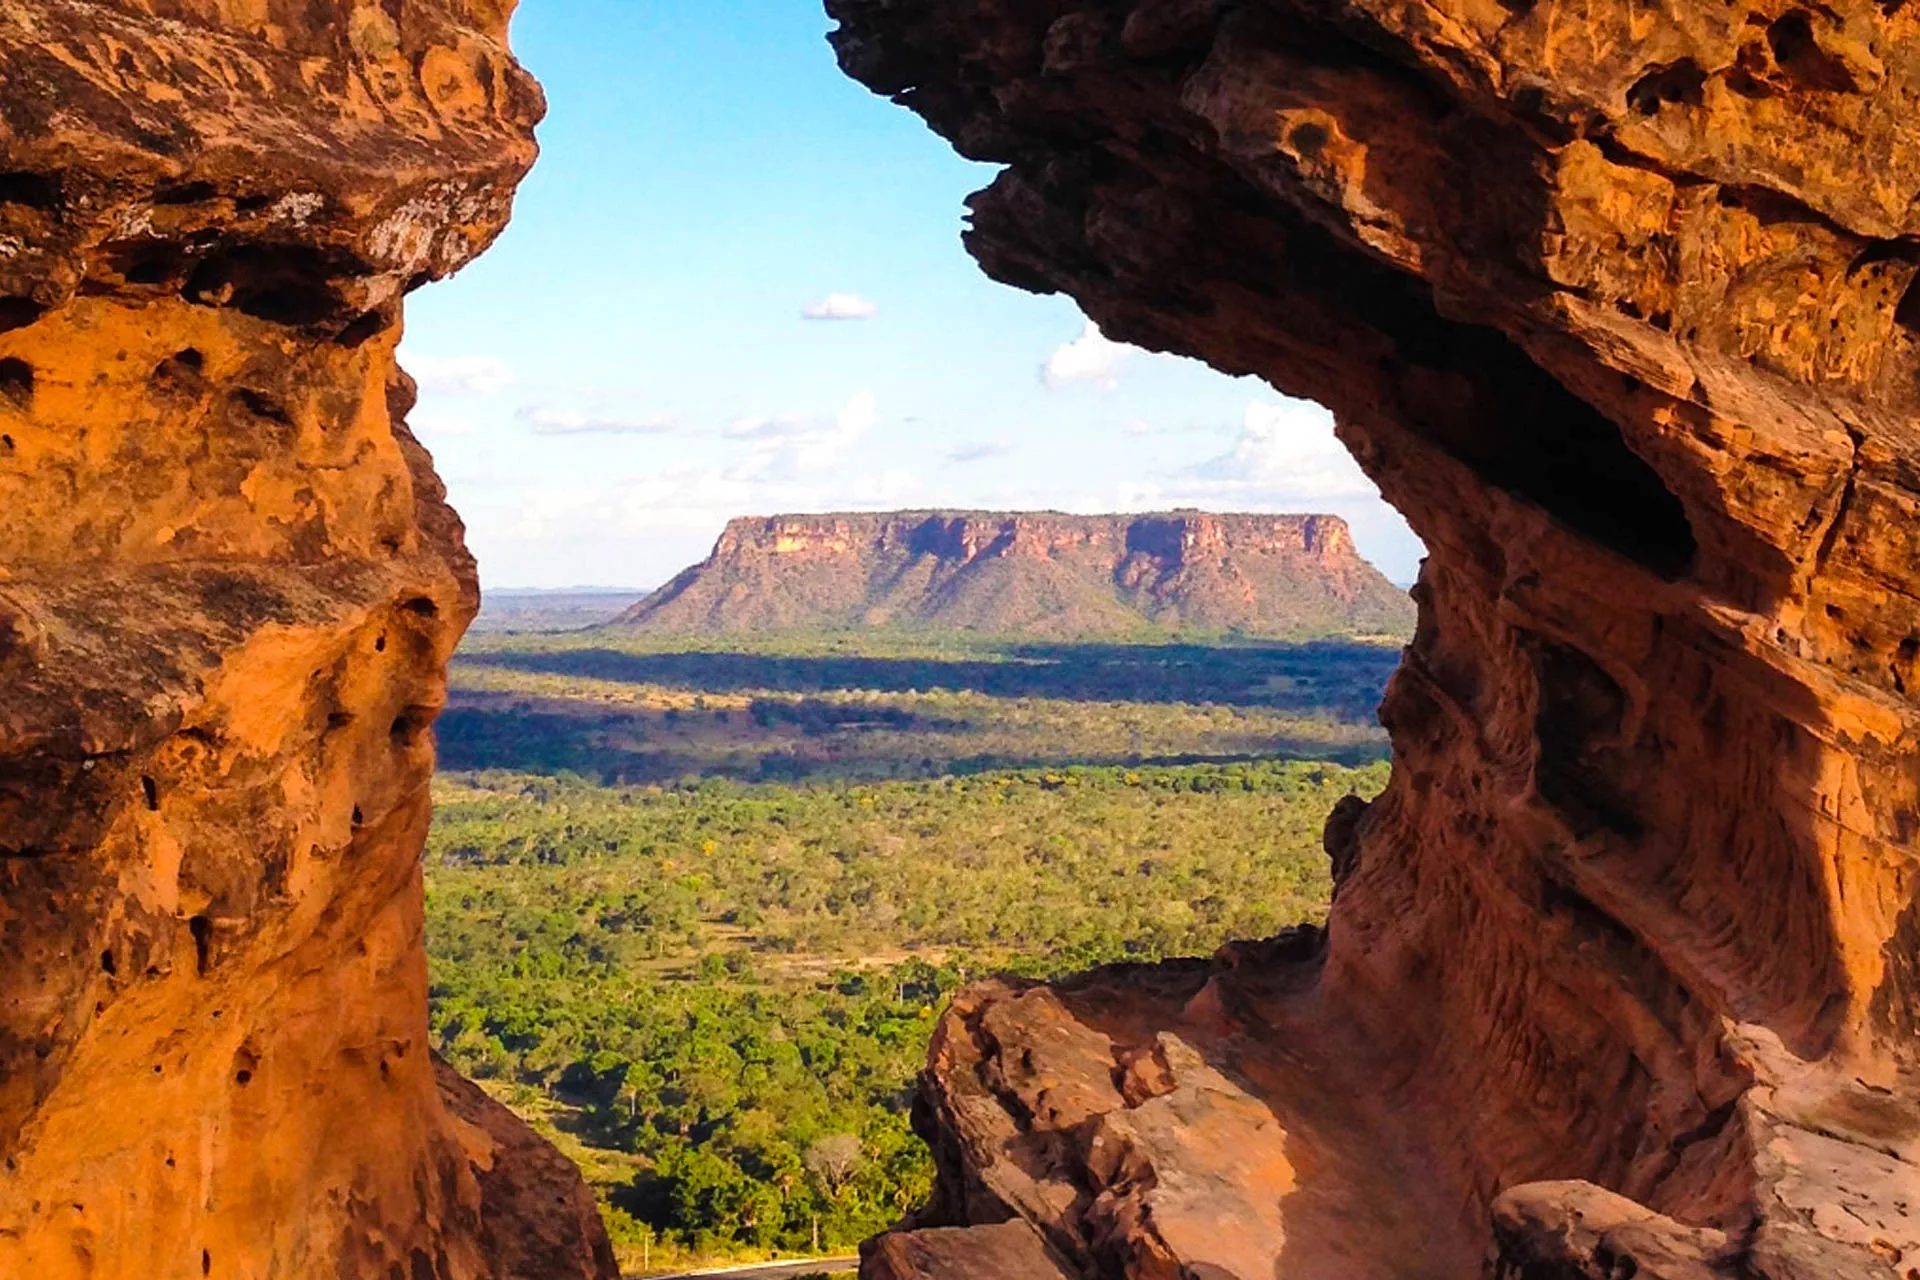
[0,299,45,334]
[1,435,12,455]
[1289,122,1330,157]
[183,244,354,327]
[1627,59,1708,114]
[402,597,439,618]
[188,916,212,977]
[152,349,206,391]
[335,308,388,348]
[141,776,159,811]
[109,241,191,288]
[99,949,116,976]
[1528,636,1643,839]
[0,357,31,409]
[232,388,293,427]
[1896,271,1920,336]
[0,171,61,209]
[232,1044,258,1087]
[155,181,218,206]
[202,1248,211,1275]
[1767,12,1860,93]
[390,712,427,747]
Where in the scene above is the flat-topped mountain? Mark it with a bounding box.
[617,510,1413,638]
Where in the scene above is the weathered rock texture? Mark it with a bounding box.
[0,3,614,1277]
[829,0,1920,1276]
[623,509,1413,637]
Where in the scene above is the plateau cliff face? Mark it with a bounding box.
[0,4,612,1278]
[622,510,1413,638]
[829,1,1920,1278]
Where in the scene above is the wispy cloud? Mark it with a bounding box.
[518,406,678,436]
[944,440,1013,465]
[1042,321,1134,391]
[404,353,515,397]
[465,455,926,587]
[724,415,813,441]
[724,390,878,482]
[1123,419,1235,439]
[802,292,879,321]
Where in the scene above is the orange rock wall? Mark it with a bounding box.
[829,1,1920,1276]
[630,509,1414,635]
[0,4,612,1277]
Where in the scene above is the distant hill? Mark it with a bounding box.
[614,511,1413,639]
[472,589,651,634]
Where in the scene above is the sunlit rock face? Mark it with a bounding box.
[829,1,1920,1276]
[625,510,1413,636]
[0,4,614,1276]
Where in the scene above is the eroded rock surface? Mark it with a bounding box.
[0,3,613,1276]
[828,0,1920,1275]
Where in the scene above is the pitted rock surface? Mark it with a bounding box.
[828,0,1920,1275]
[0,3,614,1277]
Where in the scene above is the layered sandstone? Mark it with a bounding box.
[828,0,1920,1276]
[0,3,612,1277]
[624,509,1413,637]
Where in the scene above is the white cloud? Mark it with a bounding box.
[1189,400,1377,500]
[724,390,878,482]
[518,406,678,436]
[724,415,812,441]
[802,292,880,321]
[1043,321,1135,391]
[404,353,515,397]
[1123,419,1234,439]
[944,440,1013,464]
[464,453,927,589]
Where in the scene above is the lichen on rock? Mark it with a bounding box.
[828,0,1920,1276]
[0,3,613,1276]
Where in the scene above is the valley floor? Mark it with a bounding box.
[424,628,1399,1273]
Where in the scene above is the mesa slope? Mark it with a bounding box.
[621,510,1413,638]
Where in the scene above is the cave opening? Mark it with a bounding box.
[396,13,1443,1271]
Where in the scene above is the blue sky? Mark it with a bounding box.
[401,0,1422,589]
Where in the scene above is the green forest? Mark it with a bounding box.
[425,625,1398,1273]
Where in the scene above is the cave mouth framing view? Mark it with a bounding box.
[412,9,1423,1272]
[2,1,1918,1280]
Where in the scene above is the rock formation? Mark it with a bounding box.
[827,1,1920,1277]
[623,510,1413,637]
[0,3,613,1277]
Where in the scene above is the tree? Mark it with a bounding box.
[803,1134,863,1198]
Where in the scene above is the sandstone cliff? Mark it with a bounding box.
[623,509,1413,638]
[0,4,612,1277]
[828,1,1920,1277]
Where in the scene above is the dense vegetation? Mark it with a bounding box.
[444,630,1398,784]
[425,627,1399,1273]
